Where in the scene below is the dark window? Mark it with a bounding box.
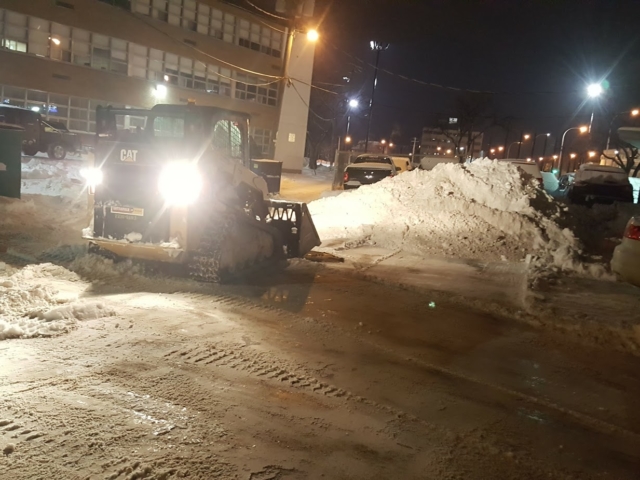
[55,1,75,9]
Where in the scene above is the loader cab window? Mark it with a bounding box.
[153,116,184,138]
[212,119,243,160]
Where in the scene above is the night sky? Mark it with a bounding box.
[307,0,640,153]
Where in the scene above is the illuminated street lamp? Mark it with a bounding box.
[306,29,319,42]
[570,153,577,159]
[498,146,504,151]
[558,125,588,175]
[526,157,532,162]
[345,136,352,144]
[517,134,531,158]
[539,157,544,161]
[389,142,394,148]
[587,83,603,98]
[588,150,597,158]
[381,139,386,145]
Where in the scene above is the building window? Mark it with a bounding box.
[130,0,281,57]
[251,128,273,156]
[235,73,278,106]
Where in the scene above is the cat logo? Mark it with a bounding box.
[120,149,138,162]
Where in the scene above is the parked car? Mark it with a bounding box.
[567,164,633,206]
[0,105,81,159]
[390,156,413,173]
[343,154,396,190]
[611,216,640,287]
[504,159,544,188]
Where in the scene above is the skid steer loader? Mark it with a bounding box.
[81,104,320,281]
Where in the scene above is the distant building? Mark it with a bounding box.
[420,127,483,159]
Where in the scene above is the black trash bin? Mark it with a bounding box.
[250,159,283,194]
[0,123,24,199]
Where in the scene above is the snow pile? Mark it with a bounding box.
[309,159,605,277]
[20,158,84,198]
[0,263,116,340]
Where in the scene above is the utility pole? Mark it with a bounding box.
[411,137,419,164]
[364,41,389,153]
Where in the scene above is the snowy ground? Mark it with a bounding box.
[1,158,640,478]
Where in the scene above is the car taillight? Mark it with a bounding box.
[343,171,349,182]
[624,223,640,241]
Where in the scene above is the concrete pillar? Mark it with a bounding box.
[274,32,315,173]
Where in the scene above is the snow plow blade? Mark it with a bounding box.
[266,200,321,258]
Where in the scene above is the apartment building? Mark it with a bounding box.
[0,0,315,170]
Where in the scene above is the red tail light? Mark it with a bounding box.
[343,171,349,182]
[624,223,640,241]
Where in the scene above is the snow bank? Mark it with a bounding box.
[0,263,116,340]
[20,158,84,198]
[309,159,606,277]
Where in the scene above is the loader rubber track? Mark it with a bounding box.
[188,210,283,283]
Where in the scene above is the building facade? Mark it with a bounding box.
[420,127,483,159]
[0,0,315,170]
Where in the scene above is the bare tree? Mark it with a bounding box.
[602,140,640,177]
[437,93,494,163]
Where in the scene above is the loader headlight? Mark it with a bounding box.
[158,161,202,206]
[80,167,103,187]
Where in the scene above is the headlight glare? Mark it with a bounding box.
[80,167,103,187]
[158,161,202,206]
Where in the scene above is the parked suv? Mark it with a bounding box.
[0,105,81,159]
[567,164,633,206]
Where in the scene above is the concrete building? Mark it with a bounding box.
[0,0,315,171]
[420,127,483,159]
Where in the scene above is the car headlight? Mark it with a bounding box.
[158,161,202,206]
[80,167,103,187]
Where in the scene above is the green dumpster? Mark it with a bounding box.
[0,123,24,199]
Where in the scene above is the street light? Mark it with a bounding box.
[307,29,319,42]
[498,146,504,151]
[570,153,577,159]
[517,134,531,158]
[348,99,359,109]
[558,125,588,175]
[381,139,386,145]
[389,142,394,148]
[588,151,597,158]
[587,83,603,98]
[345,136,352,144]
[526,157,532,162]
[364,40,390,153]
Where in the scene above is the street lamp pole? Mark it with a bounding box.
[516,133,530,158]
[558,126,587,175]
[364,41,389,153]
[587,83,603,133]
[532,133,550,159]
[507,141,521,158]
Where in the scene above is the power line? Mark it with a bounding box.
[242,0,289,21]
[328,43,586,97]
[127,9,284,82]
[290,82,336,122]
